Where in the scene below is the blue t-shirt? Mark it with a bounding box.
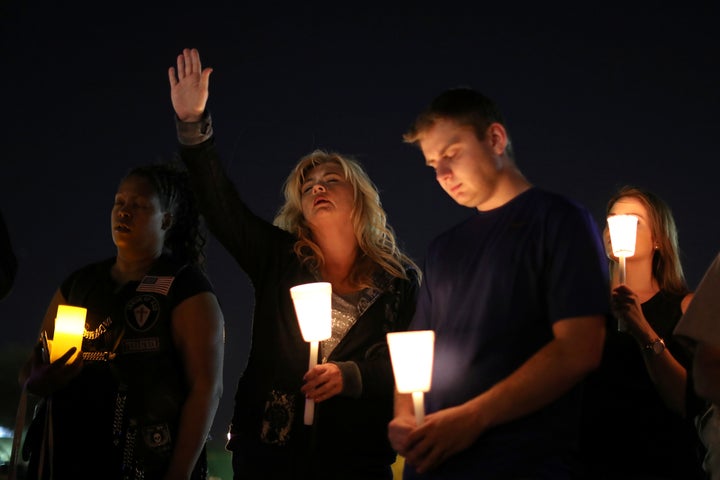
[407,187,610,479]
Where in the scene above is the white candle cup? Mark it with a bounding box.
[387,330,435,425]
[50,304,87,363]
[607,214,638,332]
[290,282,332,425]
[607,214,639,272]
[290,282,332,342]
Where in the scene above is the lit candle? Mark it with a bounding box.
[607,214,639,331]
[607,214,639,285]
[50,304,87,363]
[290,282,332,425]
[387,330,435,425]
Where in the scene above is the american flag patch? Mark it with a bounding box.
[136,275,175,295]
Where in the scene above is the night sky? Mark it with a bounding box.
[1,5,718,439]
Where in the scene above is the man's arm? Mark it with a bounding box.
[397,314,605,474]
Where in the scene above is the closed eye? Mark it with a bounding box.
[324,173,342,183]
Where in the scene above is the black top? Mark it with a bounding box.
[580,290,706,479]
[179,132,419,479]
[25,256,213,480]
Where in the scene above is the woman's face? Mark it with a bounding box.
[299,162,355,232]
[111,174,168,257]
[605,196,656,262]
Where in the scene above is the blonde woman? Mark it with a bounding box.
[169,48,420,480]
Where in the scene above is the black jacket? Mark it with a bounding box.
[178,128,419,478]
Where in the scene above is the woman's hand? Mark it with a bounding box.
[302,363,343,402]
[24,341,83,396]
[611,285,653,341]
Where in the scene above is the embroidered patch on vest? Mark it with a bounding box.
[125,294,161,332]
[260,390,295,446]
[123,337,160,353]
[142,423,172,449]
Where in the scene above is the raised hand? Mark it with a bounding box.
[168,48,213,122]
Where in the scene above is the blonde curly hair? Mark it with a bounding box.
[273,150,419,289]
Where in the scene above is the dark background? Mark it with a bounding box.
[1,5,718,442]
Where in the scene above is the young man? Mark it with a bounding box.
[389,88,610,479]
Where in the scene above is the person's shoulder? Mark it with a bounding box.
[60,257,114,297]
[177,262,210,282]
[401,262,422,287]
[523,188,597,226]
[707,252,720,275]
[681,291,695,313]
[66,257,114,280]
[173,262,215,297]
[154,256,208,284]
[527,187,589,211]
[692,253,720,303]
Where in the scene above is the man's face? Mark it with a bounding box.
[419,118,504,210]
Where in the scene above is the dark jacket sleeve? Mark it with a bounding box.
[176,114,294,284]
[355,267,421,400]
[0,209,18,300]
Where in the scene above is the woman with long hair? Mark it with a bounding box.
[581,185,705,479]
[169,48,420,480]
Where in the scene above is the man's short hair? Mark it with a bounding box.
[403,87,514,159]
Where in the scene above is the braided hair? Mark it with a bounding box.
[123,162,207,269]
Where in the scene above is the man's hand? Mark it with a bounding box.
[388,413,416,456]
[399,404,481,474]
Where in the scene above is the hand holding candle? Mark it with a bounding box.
[290,282,332,425]
[50,304,87,363]
[387,330,435,425]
